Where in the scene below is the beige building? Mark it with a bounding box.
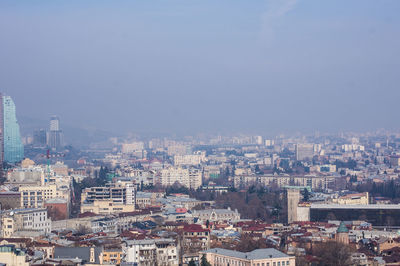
[200,248,295,266]
[333,192,369,205]
[19,183,70,209]
[192,208,240,222]
[81,182,136,214]
[0,245,28,266]
[81,199,135,215]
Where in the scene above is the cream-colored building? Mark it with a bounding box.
[200,248,295,266]
[0,245,28,266]
[174,152,206,166]
[192,208,240,222]
[81,199,135,215]
[81,182,136,215]
[160,167,202,189]
[19,183,70,209]
[332,192,369,205]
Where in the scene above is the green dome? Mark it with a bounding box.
[337,222,349,233]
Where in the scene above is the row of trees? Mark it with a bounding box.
[353,180,400,200]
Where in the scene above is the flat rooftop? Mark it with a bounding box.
[310,204,400,210]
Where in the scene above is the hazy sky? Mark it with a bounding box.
[1,0,399,135]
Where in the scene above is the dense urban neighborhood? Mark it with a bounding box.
[1,104,400,265]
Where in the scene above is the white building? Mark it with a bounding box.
[124,238,178,266]
[192,208,241,222]
[160,167,202,189]
[1,208,52,237]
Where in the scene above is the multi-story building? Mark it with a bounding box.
[160,167,202,189]
[295,143,314,161]
[0,245,28,266]
[103,248,123,265]
[200,248,295,266]
[33,128,47,147]
[81,182,136,214]
[332,192,369,205]
[192,208,241,222]
[0,94,24,164]
[124,238,179,266]
[1,208,51,237]
[181,224,210,264]
[174,152,206,166]
[19,183,70,210]
[234,174,334,191]
[47,115,63,151]
[7,166,44,186]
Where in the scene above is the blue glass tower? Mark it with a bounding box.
[2,95,24,163]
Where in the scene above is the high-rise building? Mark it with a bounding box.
[48,115,63,151]
[295,143,315,161]
[0,94,24,164]
[33,129,47,147]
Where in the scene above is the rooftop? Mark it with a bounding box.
[311,204,400,210]
[202,248,290,260]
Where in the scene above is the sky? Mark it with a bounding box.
[0,0,399,136]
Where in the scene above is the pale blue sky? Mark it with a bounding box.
[1,0,399,135]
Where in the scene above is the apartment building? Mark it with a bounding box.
[160,167,202,189]
[125,238,178,266]
[1,208,51,237]
[81,182,136,214]
[19,184,70,209]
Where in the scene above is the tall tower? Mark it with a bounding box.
[287,188,300,224]
[1,94,24,164]
[48,115,63,151]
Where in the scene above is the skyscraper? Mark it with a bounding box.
[0,94,24,164]
[48,115,63,151]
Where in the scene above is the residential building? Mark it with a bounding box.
[182,224,210,264]
[160,167,202,189]
[81,182,136,214]
[0,244,28,266]
[124,238,178,266]
[19,183,70,209]
[1,208,51,237]
[200,248,295,266]
[192,208,241,222]
[295,143,314,161]
[103,248,123,264]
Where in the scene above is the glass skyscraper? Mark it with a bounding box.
[2,95,24,163]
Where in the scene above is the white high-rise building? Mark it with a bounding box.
[50,116,60,131]
[160,167,202,189]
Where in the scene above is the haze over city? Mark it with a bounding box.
[1,2,400,265]
[1,0,399,135]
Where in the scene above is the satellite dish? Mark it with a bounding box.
[10,211,14,216]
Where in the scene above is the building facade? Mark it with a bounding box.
[1,95,24,163]
[200,248,295,266]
